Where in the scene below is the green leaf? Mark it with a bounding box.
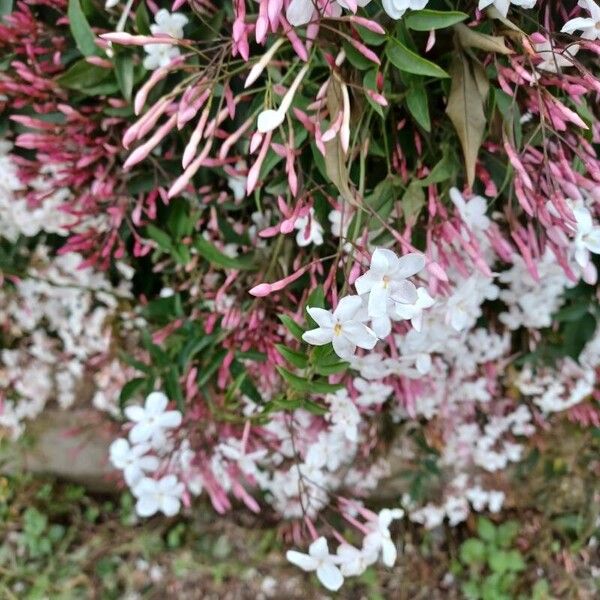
[496,521,519,548]
[406,85,431,131]
[135,2,151,34]
[459,538,486,565]
[56,59,112,90]
[279,314,305,342]
[68,0,97,56]
[387,39,449,78]
[119,377,147,409]
[406,9,468,31]
[276,344,309,369]
[488,549,524,574]
[315,361,348,376]
[194,235,254,270]
[402,182,426,223]
[417,150,459,186]
[114,52,134,102]
[165,367,184,412]
[477,517,497,543]
[0,0,13,18]
[276,367,344,394]
[146,224,173,252]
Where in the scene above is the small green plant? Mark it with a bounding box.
[457,517,525,600]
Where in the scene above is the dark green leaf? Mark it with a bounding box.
[194,236,254,270]
[276,367,344,394]
[276,344,309,369]
[278,314,305,342]
[387,39,449,78]
[68,0,97,56]
[114,52,134,102]
[119,377,147,409]
[406,9,468,31]
[406,85,431,131]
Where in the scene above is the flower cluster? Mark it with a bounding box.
[1,0,600,593]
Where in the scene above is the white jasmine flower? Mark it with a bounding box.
[449,188,491,233]
[143,9,188,70]
[444,495,469,526]
[327,389,361,442]
[133,475,185,517]
[150,8,188,38]
[109,438,159,486]
[410,504,445,529]
[294,208,324,247]
[227,162,247,201]
[572,205,600,269]
[535,40,579,73]
[354,377,393,407]
[363,508,404,567]
[394,287,435,332]
[125,391,182,448]
[382,0,429,21]
[355,249,425,318]
[562,0,600,40]
[478,0,536,18]
[303,295,378,360]
[336,543,378,577]
[286,537,344,592]
[286,0,372,27]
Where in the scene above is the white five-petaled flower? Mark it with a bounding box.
[562,0,600,40]
[382,0,430,21]
[534,40,579,73]
[286,537,344,591]
[449,187,491,233]
[336,543,378,576]
[125,391,182,448]
[363,508,404,567]
[572,204,600,269]
[478,0,536,18]
[132,475,185,517]
[143,9,188,70]
[354,249,425,318]
[286,0,372,27]
[302,296,378,360]
[294,208,324,247]
[394,287,435,332]
[109,438,159,486]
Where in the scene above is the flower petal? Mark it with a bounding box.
[286,0,314,26]
[303,327,333,346]
[316,563,344,591]
[145,391,169,414]
[367,284,389,317]
[136,495,159,517]
[160,495,181,517]
[343,322,378,350]
[286,550,318,572]
[333,295,363,321]
[124,405,145,423]
[390,279,418,304]
[332,334,356,359]
[159,410,182,429]
[306,307,335,328]
[394,252,425,278]
[381,538,397,567]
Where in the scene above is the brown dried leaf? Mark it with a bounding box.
[324,78,355,205]
[446,52,487,187]
[455,23,512,54]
